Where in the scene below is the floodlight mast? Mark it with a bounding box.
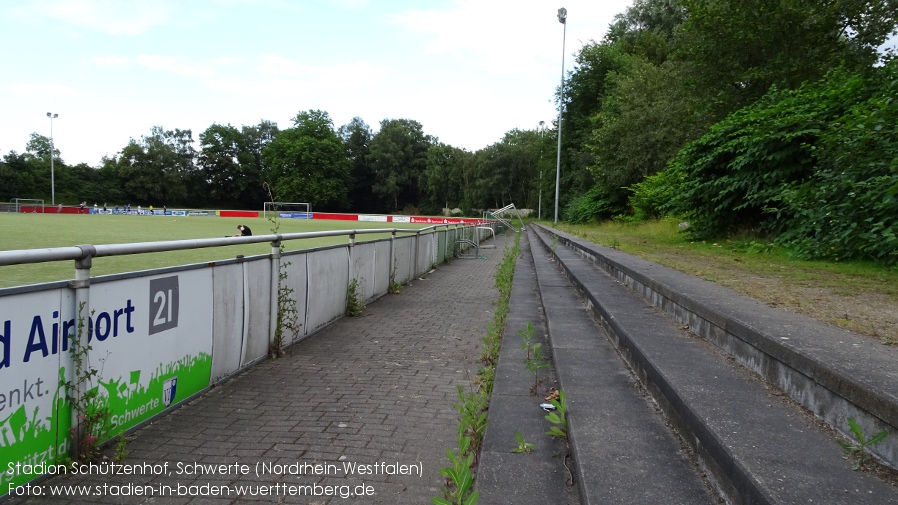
[554,8,567,225]
[47,112,59,205]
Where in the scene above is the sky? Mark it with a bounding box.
[0,0,634,167]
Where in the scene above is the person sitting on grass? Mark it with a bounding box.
[233,224,252,237]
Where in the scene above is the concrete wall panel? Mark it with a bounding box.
[280,252,308,345]
[437,230,448,264]
[211,263,245,382]
[417,234,435,274]
[242,258,273,365]
[350,242,378,302]
[394,237,413,285]
[374,240,391,296]
[306,248,349,332]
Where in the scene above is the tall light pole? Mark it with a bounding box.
[554,7,567,225]
[538,120,545,221]
[47,112,58,205]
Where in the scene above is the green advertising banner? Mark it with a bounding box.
[1,270,214,495]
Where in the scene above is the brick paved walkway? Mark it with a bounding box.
[9,235,510,504]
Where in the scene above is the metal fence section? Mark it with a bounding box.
[0,222,498,494]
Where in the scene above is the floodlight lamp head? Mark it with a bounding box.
[557,7,567,24]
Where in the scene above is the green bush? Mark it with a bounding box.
[629,168,684,220]
[563,186,615,224]
[680,69,872,237]
[775,64,898,264]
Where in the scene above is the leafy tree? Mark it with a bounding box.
[198,121,274,209]
[421,143,468,215]
[605,0,686,64]
[198,124,245,207]
[491,129,543,209]
[114,126,197,205]
[262,110,350,210]
[241,120,279,205]
[0,151,40,201]
[643,66,876,237]
[587,56,705,213]
[677,0,897,118]
[368,119,432,211]
[338,117,375,211]
[26,133,60,161]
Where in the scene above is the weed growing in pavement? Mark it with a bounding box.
[545,389,568,440]
[519,321,536,357]
[433,435,479,505]
[265,186,301,357]
[272,257,300,357]
[839,417,889,470]
[389,257,403,294]
[545,389,574,485]
[480,322,501,368]
[475,364,496,397]
[512,431,535,454]
[519,322,550,394]
[455,385,489,457]
[525,343,551,395]
[114,431,129,463]
[62,304,112,462]
[346,278,365,317]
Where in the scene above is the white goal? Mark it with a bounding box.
[263,202,311,220]
[13,198,45,213]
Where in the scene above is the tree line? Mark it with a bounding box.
[0,111,555,216]
[2,0,896,262]
[557,0,897,264]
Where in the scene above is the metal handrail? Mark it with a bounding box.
[0,224,481,267]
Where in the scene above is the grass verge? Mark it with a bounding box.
[552,218,898,343]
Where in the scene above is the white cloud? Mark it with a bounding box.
[389,0,620,73]
[19,0,173,35]
[137,55,214,78]
[331,0,369,8]
[252,56,390,89]
[9,83,82,97]
[92,55,131,67]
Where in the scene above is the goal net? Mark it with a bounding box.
[263,202,311,220]
[13,198,45,213]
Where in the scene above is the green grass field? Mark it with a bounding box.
[0,213,426,288]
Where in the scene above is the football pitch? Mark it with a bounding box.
[0,213,426,288]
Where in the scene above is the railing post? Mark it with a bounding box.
[390,230,396,286]
[414,231,420,278]
[349,232,356,248]
[269,238,282,354]
[70,245,95,460]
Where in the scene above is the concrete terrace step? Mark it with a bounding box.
[529,225,898,505]
[476,232,576,505]
[527,229,716,504]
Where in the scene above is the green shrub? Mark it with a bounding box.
[660,66,874,239]
[776,64,898,264]
[563,186,615,224]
